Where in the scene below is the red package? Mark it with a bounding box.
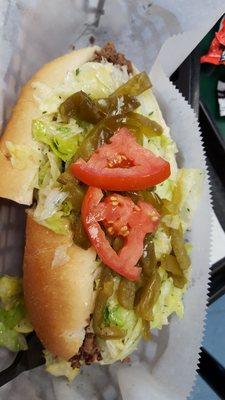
[216,18,225,46]
[200,18,225,65]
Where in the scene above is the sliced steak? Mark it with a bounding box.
[70,331,102,369]
[93,41,133,74]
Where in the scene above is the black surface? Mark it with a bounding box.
[0,333,44,387]
[209,257,225,305]
[198,348,225,399]
[199,102,225,230]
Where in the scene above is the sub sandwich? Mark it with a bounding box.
[0,42,202,379]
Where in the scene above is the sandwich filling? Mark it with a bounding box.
[4,43,203,379]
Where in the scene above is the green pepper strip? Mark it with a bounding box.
[58,171,90,249]
[59,71,151,125]
[59,91,107,124]
[135,270,161,321]
[74,111,163,161]
[171,227,191,271]
[93,269,126,340]
[141,235,157,278]
[111,71,151,97]
[117,278,136,310]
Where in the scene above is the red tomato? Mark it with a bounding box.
[71,128,170,191]
[81,187,160,281]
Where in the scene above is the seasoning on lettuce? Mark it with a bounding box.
[151,268,185,329]
[162,168,203,232]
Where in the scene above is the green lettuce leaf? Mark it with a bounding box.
[43,211,71,235]
[0,276,33,351]
[0,276,23,309]
[0,322,28,352]
[32,118,83,162]
[155,179,175,201]
[0,301,25,329]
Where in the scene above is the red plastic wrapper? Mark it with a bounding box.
[201,18,225,65]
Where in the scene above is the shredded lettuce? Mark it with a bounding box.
[0,301,25,329]
[32,61,130,113]
[174,169,203,231]
[0,276,23,309]
[162,168,203,232]
[99,277,142,364]
[151,268,185,329]
[43,211,71,235]
[32,117,83,162]
[44,350,79,381]
[0,276,32,352]
[33,151,70,226]
[153,225,172,260]
[34,187,68,221]
[37,151,62,189]
[0,322,28,352]
[143,134,178,181]
[155,179,175,202]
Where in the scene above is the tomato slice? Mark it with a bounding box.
[81,187,160,281]
[71,127,170,191]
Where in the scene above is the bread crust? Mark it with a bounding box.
[17,47,100,360]
[23,215,98,360]
[0,46,99,205]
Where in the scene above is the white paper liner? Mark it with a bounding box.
[0,1,217,399]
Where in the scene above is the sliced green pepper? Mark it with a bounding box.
[112,237,124,253]
[141,235,157,277]
[59,91,106,124]
[59,72,150,125]
[93,269,126,340]
[142,320,151,341]
[112,71,151,97]
[71,214,90,249]
[160,254,187,289]
[58,171,86,213]
[74,110,163,161]
[171,227,191,271]
[160,254,182,276]
[135,270,161,321]
[127,190,162,212]
[117,278,136,310]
